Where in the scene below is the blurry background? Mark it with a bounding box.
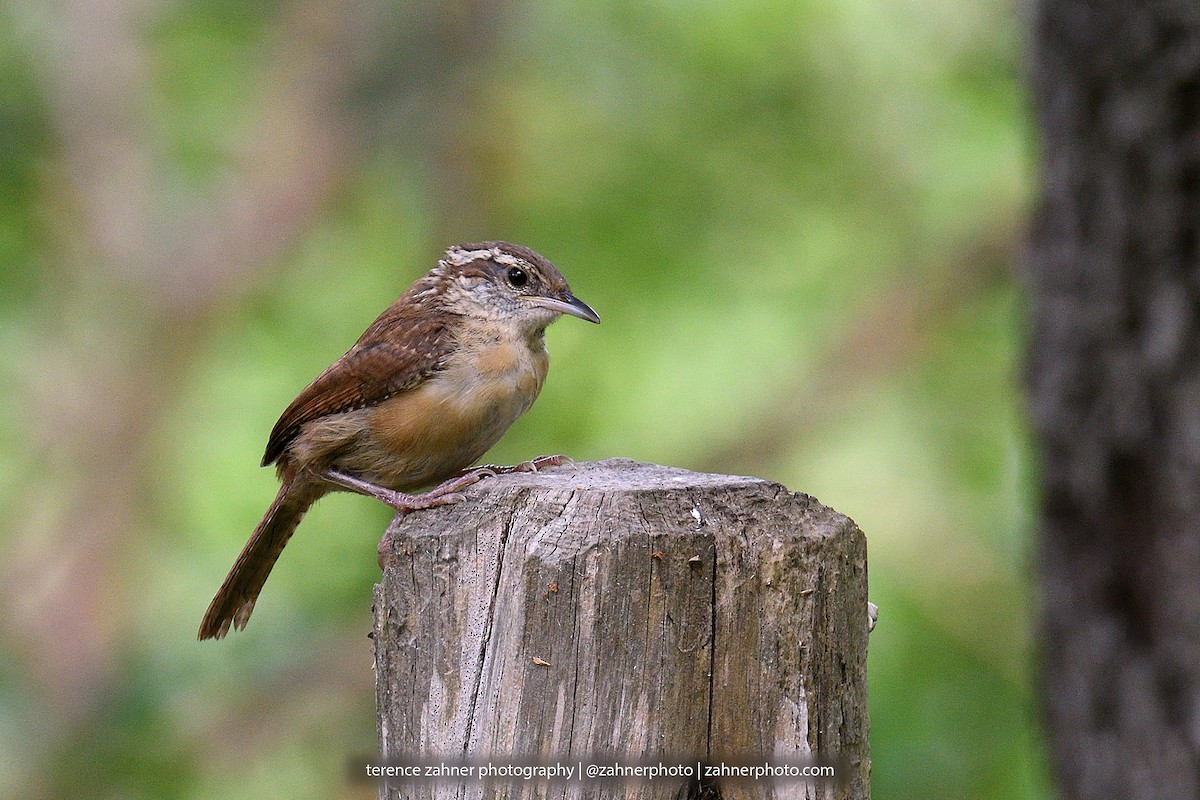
[0,0,1041,797]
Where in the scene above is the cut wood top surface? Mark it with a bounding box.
[464,458,773,492]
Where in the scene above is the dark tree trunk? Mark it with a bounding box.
[1027,3,1200,798]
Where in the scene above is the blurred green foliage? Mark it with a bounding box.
[0,0,1046,797]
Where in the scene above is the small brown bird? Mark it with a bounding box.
[198,241,599,640]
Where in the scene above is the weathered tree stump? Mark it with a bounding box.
[371,459,870,799]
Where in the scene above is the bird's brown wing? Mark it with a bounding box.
[261,303,456,467]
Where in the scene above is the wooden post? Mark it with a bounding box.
[371,459,870,799]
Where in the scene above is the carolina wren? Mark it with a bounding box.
[198,241,599,640]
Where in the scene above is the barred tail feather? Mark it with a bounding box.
[198,479,322,640]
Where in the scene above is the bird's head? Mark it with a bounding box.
[434,241,600,334]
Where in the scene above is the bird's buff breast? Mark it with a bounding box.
[342,335,549,490]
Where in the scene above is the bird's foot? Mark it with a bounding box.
[466,454,575,476]
[323,468,500,569]
[323,467,496,515]
[377,469,499,567]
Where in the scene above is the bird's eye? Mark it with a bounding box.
[507,266,529,287]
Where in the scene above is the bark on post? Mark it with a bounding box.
[371,458,870,799]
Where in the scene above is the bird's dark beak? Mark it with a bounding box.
[521,293,601,324]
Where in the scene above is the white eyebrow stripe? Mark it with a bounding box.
[442,247,492,266]
[490,252,526,267]
[441,246,529,269]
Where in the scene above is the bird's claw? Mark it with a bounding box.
[469,454,574,476]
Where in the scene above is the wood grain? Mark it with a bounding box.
[372,459,870,799]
